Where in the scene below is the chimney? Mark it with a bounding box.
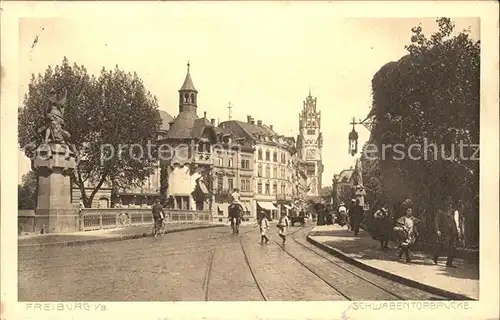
[211,118,215,126]
[204,111,207,119]
[270,125,273,130]
[247,115,252,123]
[250,117,255,125]
[257,120,262,126]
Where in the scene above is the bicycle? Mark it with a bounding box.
[153,217,164,238]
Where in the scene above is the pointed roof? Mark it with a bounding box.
[158,110,174,131]
[179,61,197,92]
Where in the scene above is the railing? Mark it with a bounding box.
[80,208,212,232]
[276,194,293,201]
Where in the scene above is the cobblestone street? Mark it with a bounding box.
[19,226,450,301]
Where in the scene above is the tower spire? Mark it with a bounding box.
[309,86,311,97]
[187,60,190,73]
[227,102,233,120]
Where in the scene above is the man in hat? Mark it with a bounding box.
[433,197,460,267]
[349,199,364,236]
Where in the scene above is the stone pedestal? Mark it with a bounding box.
[32,143,78,233]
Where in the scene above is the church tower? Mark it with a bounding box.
[178,61,198,114]
[297,89,323,196]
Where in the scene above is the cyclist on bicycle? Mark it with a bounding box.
[152,200,165,237]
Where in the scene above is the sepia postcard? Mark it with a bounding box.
[1,1,499,320]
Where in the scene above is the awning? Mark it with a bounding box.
[258,202,278,211]
[283,204,292,210]
[217,203,229,213]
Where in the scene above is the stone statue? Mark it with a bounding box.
[38,88,71,144]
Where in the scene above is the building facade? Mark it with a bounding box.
[211,125,256,222]
[157,63,215,212]
[220,116,296,220]
[296,90,324,197]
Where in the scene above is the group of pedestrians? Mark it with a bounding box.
[370,197,462,267]
[330,199,364,236]
[257,211,290,245]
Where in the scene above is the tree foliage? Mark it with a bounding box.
[18,57,162,207]
[18,171,37,209]
[367,18,480,245]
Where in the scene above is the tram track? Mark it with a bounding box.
[239,236,268,301]
[273,227,405,300]
[278,226,448,300]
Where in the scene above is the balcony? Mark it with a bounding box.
[193,152,213,165]
[276,194,293,201]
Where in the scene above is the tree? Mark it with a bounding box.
[18,57,163,207]
[368,18,480,245]
[18,171,37,209]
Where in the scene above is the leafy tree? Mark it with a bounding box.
[367,18,480,245]
[18,171,37,209]
[19,57,162,207]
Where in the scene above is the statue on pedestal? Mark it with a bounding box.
[37,88,71,145]
[31,88,78,233]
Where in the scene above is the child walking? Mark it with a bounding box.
[259,211,270,245]
[277,212,290,244]
[394,204,419,263]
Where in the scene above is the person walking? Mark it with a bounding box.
[337,202,348,228]
[372,201,392,250]
[433,197,460,268]
[259,211,270,245]
[350,199,364,236]
[394,204,419,263]
[152,200,166,237]
[277,211,290,244]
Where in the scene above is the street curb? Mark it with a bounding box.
[19,224,225,248]
[306,235,476,301]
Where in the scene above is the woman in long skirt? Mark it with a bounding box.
[372,202,392,250]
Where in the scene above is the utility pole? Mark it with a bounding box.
[227,102,233,120]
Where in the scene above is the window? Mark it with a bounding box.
[258,165,262,177]
[273,167,277,179]
[307,129,315,135]
[175,196,190,210]
[228,178,234,191]
[272,183,277,195]
[281,153,286,164]
[265,183,270,195]
[218,157,223,167]
[241,179,250,192]
[281,168,285,179]
[265,165,270,178]
[258,182,262,194]
[241,159,250,169]
[281,184,286,195]
[228,158,233,167]
[273,151,277,162]
[265,150,270,161]
[217,176,224,192]
[258,149,262,160]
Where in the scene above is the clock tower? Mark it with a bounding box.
[297,89,323,196]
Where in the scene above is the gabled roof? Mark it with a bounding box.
[338,169,354,183]
[219,120,278,140]
[159,110,174,131]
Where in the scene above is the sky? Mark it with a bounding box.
[16,4,479,186]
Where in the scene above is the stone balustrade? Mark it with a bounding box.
[19,208,213,234]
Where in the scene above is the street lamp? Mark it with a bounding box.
[348,117,376,156]
[348,126,359,156]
